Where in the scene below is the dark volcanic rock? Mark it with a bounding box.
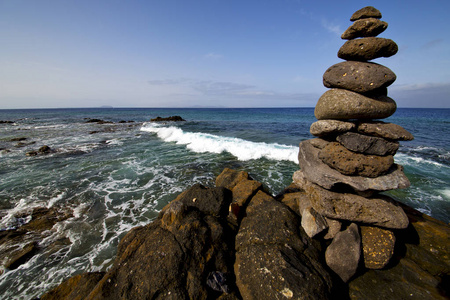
[341,18,388,40]
[235,191,333,299]
[323,61,396,93]
[357,121,414,141]
[150,116,186,122]
[296,140,410,193]
[325,223,361,282]
[319,142,394,178]
[336,132,399,156]
[310,120,355,137]
[360,226,396,269]
[84,119,113,124]
[338,37,398,61]
[0,120,14,124]
[350,6,382,21]
[315,89,397,120]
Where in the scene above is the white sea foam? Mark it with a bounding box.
[140,123,299,163]
[395,153,446,168]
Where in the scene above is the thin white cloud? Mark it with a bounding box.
[204,52,223,60]
[320,18,342,36]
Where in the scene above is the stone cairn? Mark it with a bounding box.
[292,6,414,282]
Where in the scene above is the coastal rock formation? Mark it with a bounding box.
[150,116,186,122]
[41,168,450,299]
[294,5,418,283]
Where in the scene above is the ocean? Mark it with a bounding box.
[0,107,449,298]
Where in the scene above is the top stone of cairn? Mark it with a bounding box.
[350,6,382,21]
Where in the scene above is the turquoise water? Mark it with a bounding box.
[0,107,448,298]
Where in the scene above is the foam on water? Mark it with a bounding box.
[141,123,299,163]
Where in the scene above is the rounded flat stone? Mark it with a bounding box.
[336,132,399,156]
[350,6,382,21]
[315,89,397,120]
[357,122,414,141]
[323,61,396,93]
[341,18,388,40]
[310,120,355,137]
[318,142,394,178]
[338,37,398,61]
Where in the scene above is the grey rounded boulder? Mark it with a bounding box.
[323,61,396,93]
[314,89,397,120]
[338,37,398,61]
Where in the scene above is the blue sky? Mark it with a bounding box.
[1,0,449,108]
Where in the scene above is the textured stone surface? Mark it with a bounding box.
[360,226,396,269]
[235,191,333,300]
[310,120,355,137]
[41,272,105,300]
[336,132,399,156]
[357,121,414,141]
[325,223,361,282]
[323,61,396,93]
[301,206,328,238]
[338,37,398,61]
[296,140,410,192]
[349,204,450,299]
[315,89,397,120]
[341,18,388,40]
[350,6,382,21]
[324,218,342,240]
[302,179,409,229]
[318,142,394,178]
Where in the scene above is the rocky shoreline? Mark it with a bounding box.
[39,168,449,299]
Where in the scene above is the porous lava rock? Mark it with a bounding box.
[341,18,388,40]
[318,142,394,178]
[310,120,356,137]
[350,6,382,21]
[323,61,396,93]
[338,37,398,61]
[315,89,397,120]
[360,226,396,269]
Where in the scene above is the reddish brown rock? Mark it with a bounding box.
[319,142,394,178]
[315,89,397,121]
[296,140,410,193]
[360,226,396,269]
[338,37,398,61]
[350,6,382,21]
[341,18,388,40]
[323,61,396,93]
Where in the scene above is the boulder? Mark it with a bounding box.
[357,121,414,141]
[41,272,105,300]
[215,168,251,190]
[296,140,410,193]
[350,6,382,21]
[314,89,397,120]
[318,142,394,178]
[341,18,388,40]
[162,183,232,218]
[349,204,450,299]
[323,61,396,93]
[360,226,396,269]
[310,120,355,137]
[338,37,398,61]
[325,223,361,282]
[301,179,409,229]
[235,191,333,299]
[336,132,399,156]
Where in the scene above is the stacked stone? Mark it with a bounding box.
[292,6,414,282]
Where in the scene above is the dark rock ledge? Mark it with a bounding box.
[40,168,449,300]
